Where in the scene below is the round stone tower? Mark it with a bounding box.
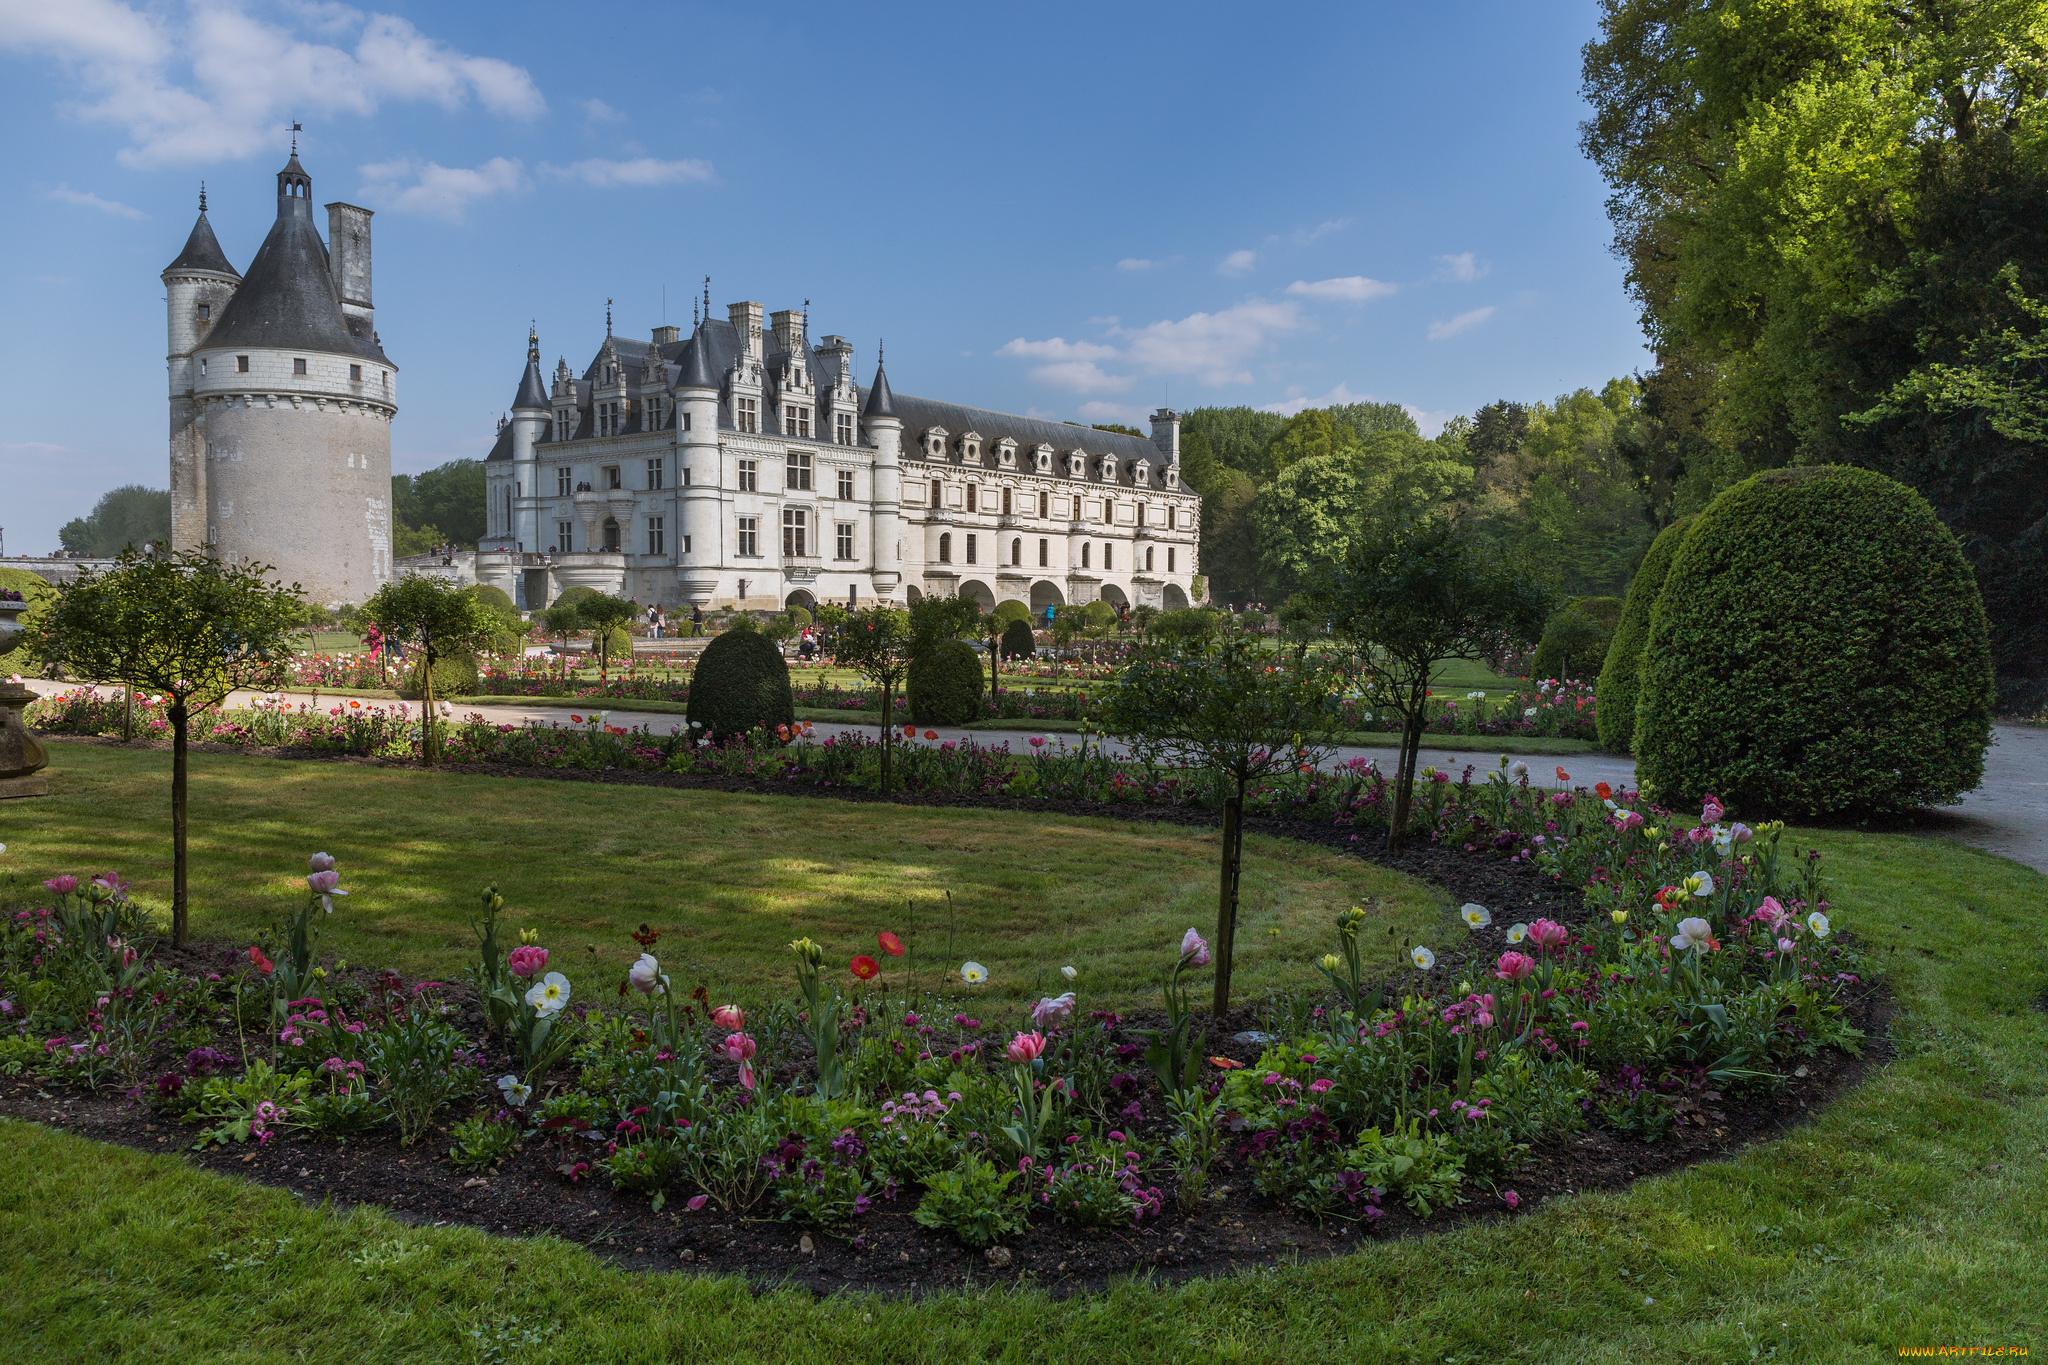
[168,152,398,605]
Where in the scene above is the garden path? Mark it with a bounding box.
[19,679,2043,873]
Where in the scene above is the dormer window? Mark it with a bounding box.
[996,440,1017,468]
[1035,447,1054,472]
[1067,453,1086,477]
[1132,462,1149,485]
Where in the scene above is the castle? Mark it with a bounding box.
[478,299,1201,615]
[163,152,396,604]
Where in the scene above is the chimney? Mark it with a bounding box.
[770,308,807,359]
[651,325,681,346]
[326,202,374,324]
[1150,407,1180,465]
[728,301,764,360]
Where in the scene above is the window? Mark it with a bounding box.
[966,485,978,513]
[648,517,665,555]
[1002,487,1013,516]
[837,469,854,500]
[556,467,572,496]
[683,466,692,485]
[237,355,250,373]
[735,396,758,433]
[737,459,758,491]
[836,412,854,445]
[1011,537,1022,565]
[598,402,624,437]
[1104,498,1115,524]
[646,457,663,490]
[602,518,621,552]
[783,405,811,438]
[349,364,362,381]
[966,533,977,564]
[1081,543,1090,569]
[931,479,942,508]
[293,358,307,375]
[555,520,573,552]
[604,466,621,490]
[1071,495,1081,520]
[1104,544,1113,571]
[197,304,210,322]
[786,451,813,491]
[555,411,572,442]
[1039,490,1049,518]
[782,508,809,558]
[683,535,692,554]
[1168,547,1176,572]
[938,533,952,564]
[199,358,207,376]
[836,523,855,560]
[1038,538,1048,566]
[648,397,665,430]
[682,411,692,432]
[1145,546,1155,572]
[737,517,760,556]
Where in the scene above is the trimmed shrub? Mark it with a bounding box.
[999,618,1036,660]
[0,567,55,675]
[1635,466,1993,817]
[686,629,795,738]
[907,638,984,726]
[1148,607,1220,641]
[1530,596,1623,683]
[550,585,598,611]
[783,605,813,631]
[1082,601,1117,630]
[1597,516,1693,753]
[473,584,516,615]
[991,600,1033,629]
[399,651,480,700]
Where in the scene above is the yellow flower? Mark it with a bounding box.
[518,928,541,945]
[1611,910,1628,925]
[1320,953,1341,972]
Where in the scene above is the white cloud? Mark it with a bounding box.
[1286,276,1396,303]
[47,184,147,219]
[1279,219,1348,247]
[0,0,543,168]
[357,156,525,222]
[540,157,714,188]
[1435,252,1488,283]
[580,97,625,123]
[1001,298,1305,392]
[1258,384,1370,417]
[1405,407,1456,437]
[1427,306,1496,341]
[1217,249,1257,276]
[1077,400,1152,423]
[1117,258,1156,271]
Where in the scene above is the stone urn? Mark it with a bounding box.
[0,597,49,798]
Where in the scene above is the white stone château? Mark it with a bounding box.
[164,153,397,604]
[479,301,1200,614]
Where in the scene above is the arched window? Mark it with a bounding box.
[939,532,952,564]
[602,518,621,552]
[1011,538,1022,565]
[1145,546,1154,572]
[1081,543,1090,569]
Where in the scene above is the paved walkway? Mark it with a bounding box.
[20,679,2042,873]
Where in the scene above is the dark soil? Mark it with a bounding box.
[10,734,1894,1296]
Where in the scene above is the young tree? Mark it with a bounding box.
[575,592,638,675]
[28,548,303,945]
[830,605,915,797]
[1300,521,1556,848]
[1096,625,1340,1015]
[360,575,499,764]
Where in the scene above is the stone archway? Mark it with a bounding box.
[601,518,622,552]
[1099,582,1129,607]
[1161,583,1190,610]
[1029,580,1065,612]
[785,589,817,612]
[957,579,996,612]
[905,585,925,605]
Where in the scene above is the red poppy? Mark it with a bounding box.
[1595,782,1613,801]
[1556,767,1570,783]
[924,729,938,740]
[247,945,273,975]
[1209,1056,1244,1070]
[877,931,905,957]
[631,923,661,947]
[571,715,584,724]
[850,955,880,980]
[903,724,916,739]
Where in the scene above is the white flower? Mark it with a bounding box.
[1410,945,1435,970]
[628,953,664,995]
[1509,761,1528,779]
[961,960,988,984]
[1466,691,1487,701]
[1506,922,1529,944]
[1672,917,1713,951]
[1061,965,1077,981]
[1807,911,1831,939]
[525,971,571,1015]
[1460,903,1492,930]
[1685,871,1716,898]
[496,1074,532,1107]
[1524,707,1538,718]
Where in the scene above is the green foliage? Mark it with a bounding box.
[573,594,637,671]
[550,586,598,611]
[911,1158,1026,1249]
[449,1114,522,1171]
[57,485,171,557]
[399,651,479,700]
[360,577,499,762]
[391,459,487,546]
[999,618,1036,660]
[0,566,55,674]
[1348,1121,1465,1218]
[1181,406,1286,475]
[990,599,1031,629]
[1252,430,1472,592]
[1081,600,1116,630]
[783,605,813,630]
[1597,516,1694,753]
[907,638,984,726]
[1636,466,1994,816]
[829,605,917,794]
[473,585,516,616]
[685,629,795,738]
[1147,607,1219,641]
[1530,596,1623,684]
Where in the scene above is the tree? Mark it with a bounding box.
[58,485,172,557]
[1251,430,1473,592]
[575,592,638,674]
[1301,522,1556,848]
[1097,625,1340,1015]
[831,605,915,796]
[360,575,498,764]
[391,460,487,546]
[28,548,302,945]
[1181,406,1286,475]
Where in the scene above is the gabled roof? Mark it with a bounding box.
[164,211,239,279]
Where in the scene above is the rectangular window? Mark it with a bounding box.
[786,451,813,491]
[556,467,572,496]
[197,304,210,321]
[966,485,978,514]
[555,412,571,442]
[683,534,692,554]
[836,412,854,445]
[836,522,855,560]
[349,363,362,381]
[782,508,808,558]
[1071,495,1081,520]
[237,355,250,373]
[1104,544,1113,571]
[555,520,574,552]
[1002,487,1013,516]
[837,469,854,500]
[1039,490,1048,518]
[646,457,663,490]
[682,411,692,432]
[648,517,664,555]
[683,466,692,485]
[736,396,758,433]
[931,479,942,508]
[737,459,757,491]
[966,533,978,564]
[737,517,759,556]
[604,466,621,490]
[1039,538,1048,567]
[199,358,208,377]
[293,358,307,375]
[1081,543,1090,569]
[1168,547,1176,572]
[783,405,811,438]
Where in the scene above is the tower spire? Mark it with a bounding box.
[198,181,206,213]
[290,121,301,154]
[528,322,539,363]
[605,298,612,336]
[703,276,710,322]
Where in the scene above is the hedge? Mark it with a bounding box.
[907,638,984,726]
[1596,516,1692,753]
[685,629,795,738]
[999,619,1037,660]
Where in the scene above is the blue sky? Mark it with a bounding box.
[0,0,1646,553]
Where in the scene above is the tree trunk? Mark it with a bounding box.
[988,637,998,709]
[1212,793,1244,1017]
[1389,713,1421,850]
[421,647,437,765]
[122,679,133,742]
[880,681,894,798]
[171,702,189,947]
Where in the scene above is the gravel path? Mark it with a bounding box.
[20,680,2042,874]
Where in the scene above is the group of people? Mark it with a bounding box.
[636,602,706,640]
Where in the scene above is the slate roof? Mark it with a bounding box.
[512,358,549,411]
[889,394,1160,466]
[484,422,514,462]
[164,211,239,278]
[861,362,896,419]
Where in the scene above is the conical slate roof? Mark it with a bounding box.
[678,320,718,390]
[512,328,549,410]
[164,211,239,278]
[861,360,897,419]
[204,157,389,364]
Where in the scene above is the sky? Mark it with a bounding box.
[0,0,1648,555]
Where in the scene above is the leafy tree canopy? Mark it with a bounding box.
[393,460,487,547]
[58,485,171,557]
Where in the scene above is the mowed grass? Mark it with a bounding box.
[1,826,2042,1362]
[4,743,1442,1009]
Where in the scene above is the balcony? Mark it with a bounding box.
[781,553,824,582]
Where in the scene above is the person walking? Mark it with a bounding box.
[691,603,704,638]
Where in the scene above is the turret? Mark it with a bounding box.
[508,327,549,552]
[1150,407,1180,465]
[163,186,241,554]
[863,353,902,601]
[676,320,722,607]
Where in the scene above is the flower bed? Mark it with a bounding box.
[1,745,1873,1288]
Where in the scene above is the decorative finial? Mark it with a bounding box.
[703,276,710,320]
[878,338,885,366]
[605,298,612,335]
[291,121,302,154]
[528,322,539,363]
[199,181,207,213]
[692,294,699,326]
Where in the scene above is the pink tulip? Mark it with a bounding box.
[712,1004,746,1030]
[44,876,78,896]
[1030,992,1076,1030]
[507,945,549,979]
[1180,927,1212,968]
[722,1032,757,1063]
[1701,794,1725,824]
[1006,1031,1047,1065]
[307,870,341,894]
[308,852,336,872]
[1756,896,1789,930]
[1526,919,1568,949]
[1616,810,1645,832]
[1495,951,1537,982]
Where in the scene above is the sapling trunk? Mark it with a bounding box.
[1213,793,1244,1017]
[171,701,190,947]
[122,678,133,742]
[421,643,437,765]
[880,681,894,797]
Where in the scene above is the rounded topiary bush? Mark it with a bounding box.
[1597,516,1693,753]
[686,629,795,738]
[1000,619,1037,660]
[474,584,516,615]
[1635,466,1993,817]
[908,638,985,725]
[399,651,480,700]
[550,585,598,611]
[1530,596,1623,683]
[991,600,1032,630]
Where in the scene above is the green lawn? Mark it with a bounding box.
[0,760,2041,1361]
